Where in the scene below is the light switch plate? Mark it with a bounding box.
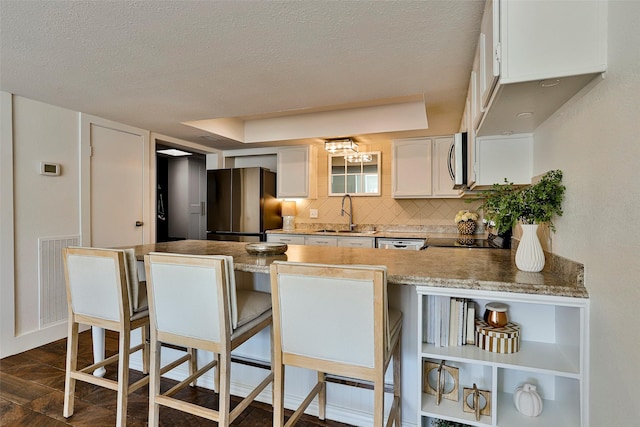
[309,209,318,219]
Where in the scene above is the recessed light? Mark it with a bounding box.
[540,79,561,88]
[516,112,534,119]
[157,149,192,157]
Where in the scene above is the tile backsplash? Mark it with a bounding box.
[295,197,483,231]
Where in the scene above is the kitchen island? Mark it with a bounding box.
[126,240,587,426]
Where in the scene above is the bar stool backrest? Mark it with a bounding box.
[271,262,389,369]
[64,248,129,323]
[145,253,236,346]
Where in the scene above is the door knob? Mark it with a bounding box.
[135,221,143,227]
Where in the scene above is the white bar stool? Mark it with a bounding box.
[144,252,273,426]
[62,247,153,426]
[270,261,402,427]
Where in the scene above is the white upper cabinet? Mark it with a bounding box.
[276,145,317,199]
[471,52,483,132]
[476,0,607,137]
[499,0,607,83]
[473,133,532,188]
[392,138,432,198]
[392,137,460,199]
[480,0,500,110]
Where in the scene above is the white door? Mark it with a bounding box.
[90,124,145,247]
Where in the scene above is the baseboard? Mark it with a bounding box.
[0,321,89,358]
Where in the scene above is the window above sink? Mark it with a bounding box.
[328,152,381,196]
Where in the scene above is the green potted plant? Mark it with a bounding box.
[479,179,520,248]
[518,169,566,231]
[480,170,566,271]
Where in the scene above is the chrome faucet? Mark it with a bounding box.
[341,194,355,231]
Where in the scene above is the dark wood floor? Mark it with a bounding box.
[0,329,352,426]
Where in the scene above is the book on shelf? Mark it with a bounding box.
[459,298,467,346]
[440,296,450,347]
[449,298,458,347]
[426,296,478,347]
[422,295,429,343]
[466,301,476,345]
[434,296,441,346]
[423,295,437,344]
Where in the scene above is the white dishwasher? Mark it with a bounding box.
[376,238,426,250]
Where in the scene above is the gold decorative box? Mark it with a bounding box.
[475,319,520,354]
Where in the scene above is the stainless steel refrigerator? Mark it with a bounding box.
[206,167,282,242]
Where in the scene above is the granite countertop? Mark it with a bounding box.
[134,240,587,299]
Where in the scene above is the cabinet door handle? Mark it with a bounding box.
[135,221,144,227]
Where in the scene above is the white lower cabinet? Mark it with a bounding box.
[337,237,375,248]
[268,234,374,248]
[305,235,374,247]
[305,236,338,246]
[266,234,305,245]
[416,286,588,427]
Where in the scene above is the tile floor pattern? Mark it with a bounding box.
[0,330,352,426]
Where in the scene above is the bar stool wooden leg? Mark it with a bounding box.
[116,328,131,427]
[213,353,220,393]
[273,359,285,426]
[317,372,326,420]
[63,321,79,418]
[394,337,402,426]
[141,324,150,375]
[373,371,384,427]
[148,335,162,427]
[188,348,197,386]
[218,350,232,426]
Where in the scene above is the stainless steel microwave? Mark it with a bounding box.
[452,132,468,189]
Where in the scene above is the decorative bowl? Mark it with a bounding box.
[245,242,288,256]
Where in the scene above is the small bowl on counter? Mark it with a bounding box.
[245,242,288,256]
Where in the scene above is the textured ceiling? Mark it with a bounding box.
[0,0,484,151]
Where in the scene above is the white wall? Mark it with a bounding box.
[1,96,80,356]
[13,97,80,334]
[532,1,640,423]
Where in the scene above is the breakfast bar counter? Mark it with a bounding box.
[132,239,587,298]
[125,239,587,426]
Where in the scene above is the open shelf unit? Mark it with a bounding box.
[416,286,589,427]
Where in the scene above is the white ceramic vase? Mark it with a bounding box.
[515,223,545,272]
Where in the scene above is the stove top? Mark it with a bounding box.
[425,237,504,249]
